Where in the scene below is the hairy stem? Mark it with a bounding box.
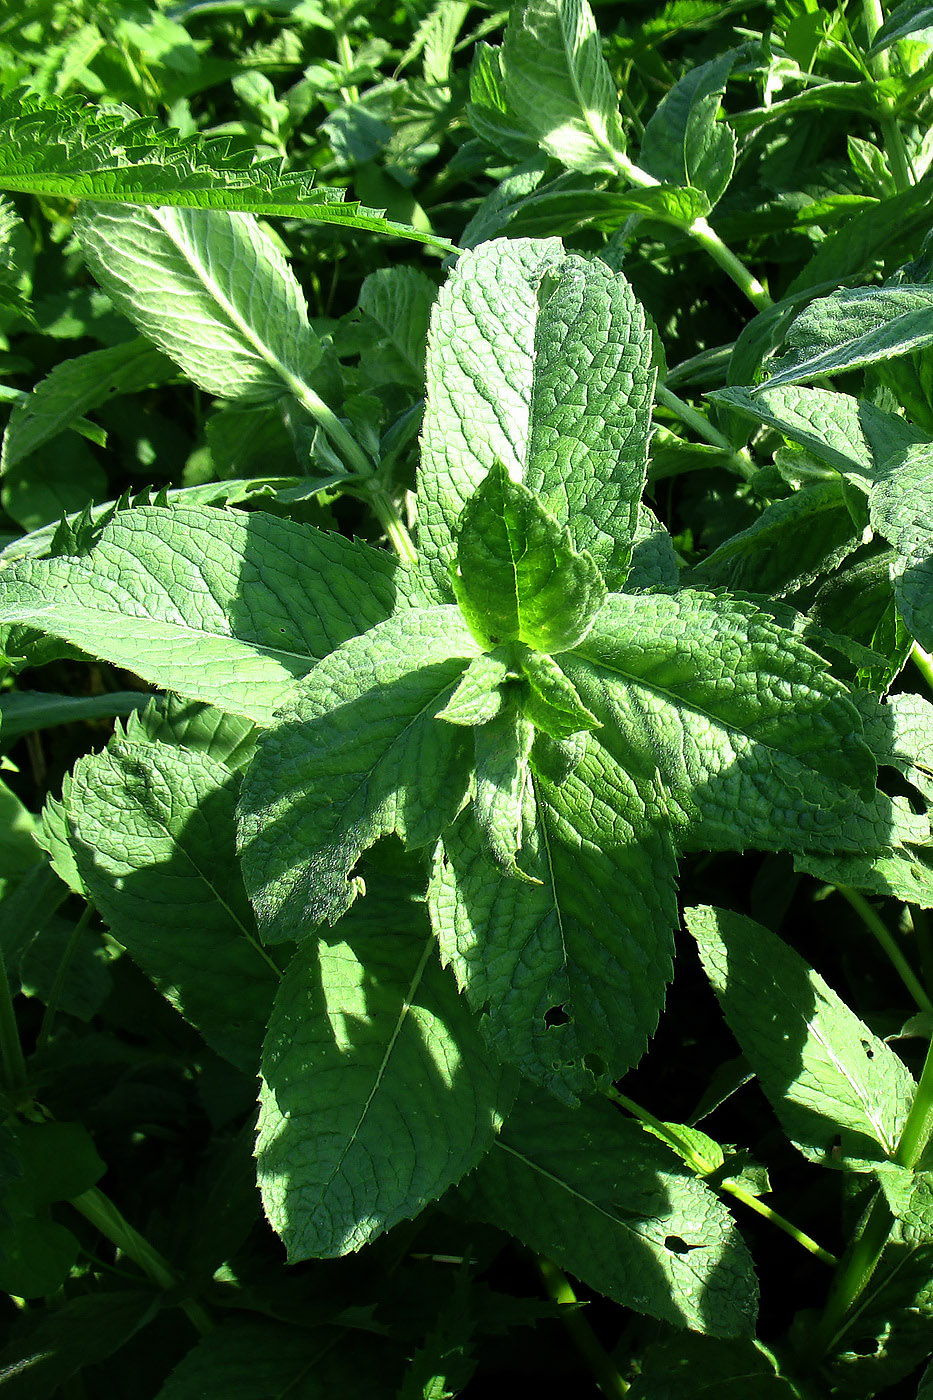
[862,0,914,191]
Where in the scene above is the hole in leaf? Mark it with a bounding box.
[849,1336,882,1357]
[583,1053,605,1077]
[544,1004,571,1028]
[861,1040,875,1060]
[663,1235,696,1255]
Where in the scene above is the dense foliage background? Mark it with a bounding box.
[2,1,933,1396]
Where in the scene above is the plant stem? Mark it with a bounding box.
[911,642,933,694]
[611,152,772,311]
[655,384,757,478]
[895,1027,933,1169]
[366,485,418,563]
[290,380,374,479]
[862,0,914,192]
[608,1090,836,1265]
[835,886,933,1015]
[36,903,94,1053]
[71,1188,212,1335]
[0,944,27,1096]
[537,1256,629,1398]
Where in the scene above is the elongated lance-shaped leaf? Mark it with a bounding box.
[639,50,737,210]
[238,607,479,943]
[0,506,408,723]
[417,239,655,600]
[258,920,510,1260]
[453,462,606,651]
[685,906,916,1170]
[0,89,454,251]
[518,648,600,739]
[566,591,899,856]
[765,285,933,388]
[1,341,174,474]
[456,1088,758,1337]
[499,0,627,173]
[870,444,933,653]
[708,385,929,489]
[75,204,321,406]
[430,733,678,1101]
[472,707,536,877]
[66,737,279,1071]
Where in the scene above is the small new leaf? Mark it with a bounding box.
[453,462,606,652]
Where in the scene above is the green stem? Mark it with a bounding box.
[686,215,772,310]
[367,485,417,563]
[36,904,94,1053]
[911,642,933,694]
[862,0,914,191]
[71,1188,212,1335]
[537,1257,629,1398]
[289,380,374,479]
[895,1027,933,1170]
[333,13,359,103]
[611,151,771,311]
[608,1090,836,1265]
[835,886,933,1015]
[655,384,757,479]
[0,944,27,1096]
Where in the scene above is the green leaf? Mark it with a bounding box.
[471,707,536,876]
[75,204,321,406]
[0,506,406,723]
[456,1088,758,1336]
[467,43,541,161]
[568,592,883,854]
[684,906,917,1169]
[870,445,933,652]
[126,695,257,771]
[0,689,148,744]
[238,607,478,940]
[258,924,509,1259]
[1,340,174,472]
[499,0,626,173]
[876,1163,933,1239]
[66,736,280,1070]
[686,480,861,597]
[639,51,737,210]
[437,651,510,726]
[708,384,929,489]
[518,648,600,740]
[822,1228,933,1396]
[430,735,678,1100]
[869,0,933,56]
[628,1336,799,1398]
[452,462,606,652]
[765,285,933,388]
[0,89,454,251]
[358,266,437,386]
[156,1320,398,1399]
[418,240,655,599]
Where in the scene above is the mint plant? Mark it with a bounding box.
[2,0,933,1395]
